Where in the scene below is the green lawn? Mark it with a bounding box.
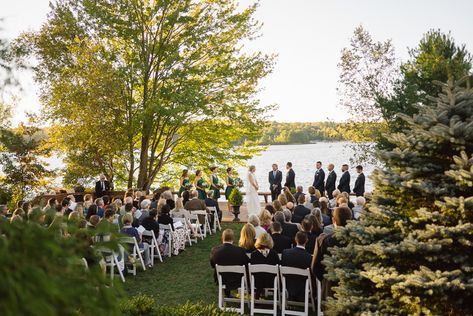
[125,223,243,305]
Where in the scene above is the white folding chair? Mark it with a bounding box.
[142,230,163,266]
[248,264,279,316]
[173,217,192,246]
[192,210,212,236]
[188,213,204,241]
[120,236,146,275]
[316,278,323,316]
[279,267,315,316]
[98,246,125,283]
[207,206,221,233]
[159,224,173,257]
[215,265,249,315]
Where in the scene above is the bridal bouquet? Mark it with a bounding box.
[184,183,193,190]
[234,178,244,188]
[201,182,209,189]
[216,183,225,190]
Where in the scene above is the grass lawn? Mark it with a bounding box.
[125,223,243,305]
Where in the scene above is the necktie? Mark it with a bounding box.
[102,181,105,191]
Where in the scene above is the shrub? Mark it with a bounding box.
[228,188,243,206]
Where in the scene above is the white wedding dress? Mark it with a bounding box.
[246,171,261,217]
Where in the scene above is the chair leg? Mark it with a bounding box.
[136,247,146,271]
[114,255,125,283]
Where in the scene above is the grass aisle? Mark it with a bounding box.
[126,223,243,306]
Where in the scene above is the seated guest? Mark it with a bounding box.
[281,232,312,301]
[341,191,355,209]
[277,194,288,209]
[119,203,140,228]
[264,204,276,216]
[141,209,160,242]
[139,199,152,223]
[286,202,295,212]
[283,187,296,204]
[250,233,280,298]
[293,195,311,224]
[239,223,256,253]
[171,198,191,221]
[87,215,100,230]
[300,219,316,254]
[157,204,174,229]
[96,208,117,241]
[120,196,133,216]
[294,186,304,205]
[133,191,143,209]
[306,214,324,238]
[274,211,298,245]
[329,190,340,208]
[150,189,161,209]
[303,194,314,210]
[182,190,190,206]
[248,214,267,238]
[95,198,105,218]
[308,186,318,203]
[185,190,210,226]
[258,209,273,231]
[319,197,333,227]
[312,206,352,303]
[283,209,299,238]
[272,200,283,213]
[204,191,220,226]
[162,189,176,210]
[210,229,249,297]
[353,196,366,219]
[121,213,151,268]
[269,221,292,254]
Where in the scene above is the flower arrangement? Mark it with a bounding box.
[201,182,209,189]
[184,183,193,190]
[216,182,225,190]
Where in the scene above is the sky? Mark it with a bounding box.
[3,0,473,124]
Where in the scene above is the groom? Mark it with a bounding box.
[268,163,282,201]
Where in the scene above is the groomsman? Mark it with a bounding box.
[353,165,365,197]
[312,161,325,195]
[325,163,337,199]
[337,164,351,194]
[284,162,296,191]
[268,163,283,201]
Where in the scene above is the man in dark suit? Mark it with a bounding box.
[325,163,337,199]
[185,190,209,226]
[353,165,365,197]
[312,161,325,195]
[94,175,110,198]
[312,206,352,304]
[210,229,249,296]
[270,222,292,253]
[284,162,296,191]
[293,195,311,224]
[337,164,351,194]
[268,163,283,201]
[281,232,312,301]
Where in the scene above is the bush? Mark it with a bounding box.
[228,188,243,206]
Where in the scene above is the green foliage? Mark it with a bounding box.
[0,220,123,316]
[324,79,473,315]
[228,187,243,206]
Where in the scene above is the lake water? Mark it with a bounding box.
[236,142,375,196]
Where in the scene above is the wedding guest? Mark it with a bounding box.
[118,203,139,228]
[306,214,323,237]
[225,167,235,201]
[133,191,143,209]
[294,186,304,205]
[340,192,355,209]
[353,165,366,197]
[264,204,276,216]
[248,214,267,238]
[185,190,209,226]
[87,215,100,230]
[209,166,221,201]
[171,198,190,221]
[275,210,298,244]
[300,219,316,253]
[162,190,175,210]
[258,209,273,231]
[325,163,337,199]
[329,190,340,208]
[121,213,151,268]
[353,196,366,219]
[293,195,311,224]
[308,186,318,203]
[62,198,73,217]
[86,204,98,221]
[178,169,190,198]
[303,194,314,210]
[120,196,133,215]
[272,200,284,213]
[284,162,296,192]
[278,194,288,208]
[268,163,283,201]
[150,189,160,209]
[95,198,105,218]
[205,191,220,226]
[312,161,325,196]
[250,233,280,298]
[284,187,296,204]
[239,223,256,253]
[139,199,152,223]
[286,202,294,212]
[0,204,8,223]
[337,164,351,194]
[43,198,57,212]
[95,174,110,198]
[157,204,174,229]
[102,195,110,208]
[270,221,292,253]
[182,190,190,206]
[319,197,332,226]
[194,170,207,200]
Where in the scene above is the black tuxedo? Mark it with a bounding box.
[284,168,296,189]
[271,233,292,253]
[337,171,350,194]
[95,180,110,198]
[312,168,325,195]
[268,170,283,201]
[281,247,312,301]
[281,222,299,245]
[250,249,280,290]
[353,173,365,196]
[210,243,249,290]
[325,170,337,199]
[292,205,311,224]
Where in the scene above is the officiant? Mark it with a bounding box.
[268,163,282,201]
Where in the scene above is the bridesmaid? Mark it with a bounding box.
[225,167,235,200]
[210,166,221,200]
[194,170,207,200]
[178,169,190,198]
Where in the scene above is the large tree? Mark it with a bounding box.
[19,0,274,190]
[324,78,473,315]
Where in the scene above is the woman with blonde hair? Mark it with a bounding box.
[250,233,280,298]
[239,223,256,253]
[248,214,267,238]
[277,194,288,208]
[170,198,190,221]
[258,209,272,231]
[283,187,296,204]
[272,200,283,213]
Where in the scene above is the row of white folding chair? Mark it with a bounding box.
[141,229,163,266]
[207,206,221,233]
[173,217,193,246]
[187,212,206,241]
[159,224,174,257]
[119,236,146,276]
[215,264,317,316]
[190,210,212,237]
[97,245,126,284]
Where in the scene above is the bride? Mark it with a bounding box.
[246,165,260,217]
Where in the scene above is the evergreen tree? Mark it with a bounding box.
[324,78,473,315]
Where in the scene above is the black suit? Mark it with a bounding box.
[210,243,249,291]
[268,170,283,201]
[95,180,110,198]
[325,170,337,199]
[281,247,312,301]
[250,249,280,290]
[284,168,296,190]
[353,173,365,196]
[292,205,311,224]
[271,233,292,253]
[281,222,299,245]
[312,168,325,195]
[312,232,338,301]
[337,171,350,194]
